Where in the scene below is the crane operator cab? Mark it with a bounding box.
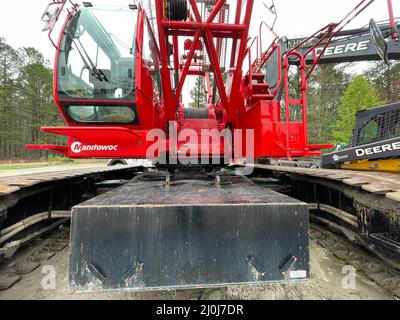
[59,6,137,116]
[29,2,165,159]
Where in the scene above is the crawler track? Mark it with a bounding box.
[0,164,138,196]
[0,164,400,298]
[250,164,400,270]
[0,164,141,262]
[252,164,400,202]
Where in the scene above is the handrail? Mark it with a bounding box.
[244,35,283,102]
[256,19,282,99]
[387,0,399,41]
[248,36,259,62]
[282,51,307,150]
[287,0,376,80]
[244,36,259,100]
[247,47,253,99]
[259,20,279,57]
[255,38,277,73]
[42,0,78,51]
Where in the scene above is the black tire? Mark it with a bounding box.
[167,0,187,21]
[107,160,127,166]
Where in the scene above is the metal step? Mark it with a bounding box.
[252,73,265,81]
[252,83,270,94]
[249,94,275,103]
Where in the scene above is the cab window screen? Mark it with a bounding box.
[68,106,135,123]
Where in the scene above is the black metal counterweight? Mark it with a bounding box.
[70,176,309,291]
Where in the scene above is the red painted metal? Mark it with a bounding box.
[42,0,76,51]
[36,126,154,158]
[229,0,243,69]
[52,3,79,126]
[29,0,393,162]
[26,144,68,156]
[184,39,203,51]
[387,0,399,41]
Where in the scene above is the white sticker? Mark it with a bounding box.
[289,270,307,279]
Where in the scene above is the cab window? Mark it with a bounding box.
[359,120,379,144]
[68,105,136,123]
[58,6,137,100]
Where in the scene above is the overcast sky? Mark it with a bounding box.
[0,0,397,65]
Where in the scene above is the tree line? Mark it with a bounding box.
[308,61,400,146]
[0,37,65,161]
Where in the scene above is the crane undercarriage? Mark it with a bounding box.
[1,163,400,292]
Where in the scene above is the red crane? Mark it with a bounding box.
[24,0,399,292]
[28,0,396,164]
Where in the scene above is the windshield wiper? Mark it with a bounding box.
[65,27,109,82]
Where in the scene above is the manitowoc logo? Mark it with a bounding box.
[71,142,118,153]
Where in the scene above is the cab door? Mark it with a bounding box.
[137,11,165,130]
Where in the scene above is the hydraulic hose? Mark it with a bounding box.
[308,203,358,228]
[0,211,71,244]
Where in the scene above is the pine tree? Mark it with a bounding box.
[0,37,20,159]
[307,64,350,145]
[0,39,65,160]
[333,75,382,144]
[365,61,400,103]
[189,76,207,108]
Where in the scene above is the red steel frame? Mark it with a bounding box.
[154,0,253,124]
[387,0,399,41]
[27,0,393,161]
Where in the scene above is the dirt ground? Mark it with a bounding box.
[0,236,395,300]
